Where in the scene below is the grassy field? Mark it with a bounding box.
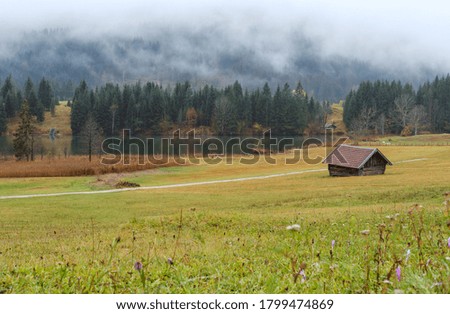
[375,134,450,146]
[0,146,449,293]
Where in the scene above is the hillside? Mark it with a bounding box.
[7,101,72,136]
[325,102,347,134]
[0,29,439,102]
[7,101,347,138]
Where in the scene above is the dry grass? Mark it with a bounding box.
[0,155,180,178]
[326,102,347,134]
[6,101,72,136]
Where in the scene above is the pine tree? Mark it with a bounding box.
[71,81,91,135]
[119,84,132,129]
[294,81,308,133]
[13,100,35,161]
[38,78,53,111]
[150,86,166,132]
[36,101,45,123]
[270,86,282,133]
[24,78,39,119]
[0,98,7,135]
[93,83,121,136]
[260,83,272,127]
[1,76,18,118]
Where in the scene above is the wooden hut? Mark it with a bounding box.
[323,144,392,176]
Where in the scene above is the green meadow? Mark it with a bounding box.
[0,146,449,293]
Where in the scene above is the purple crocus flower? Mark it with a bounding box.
[134,261,143,271]
[448,237,450,248]
[396,266,401,282]
[331,240,336,249]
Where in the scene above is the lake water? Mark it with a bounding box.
[0,134,328,157]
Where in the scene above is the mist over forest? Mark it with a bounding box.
[0,0,448,101]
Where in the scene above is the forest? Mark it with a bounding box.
[343,76,450,135]
[2,74,450,139]
[1,75,326,137]
[0,75,55,135]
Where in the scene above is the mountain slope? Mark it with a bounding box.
[0,29,440,101]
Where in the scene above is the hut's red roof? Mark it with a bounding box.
[323,144,392,169]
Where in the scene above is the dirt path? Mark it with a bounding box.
[0,169,327,200]
[0,158,427,200]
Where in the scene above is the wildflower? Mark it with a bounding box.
[448,237,450,248]
[299,269,306,283]
[286,224,301,231]
[167,257,174,265]
[405,249,411,262]
[134,261,143,271]
[396,266,401,282]
[360,230,370,236]
[331,240,336,249]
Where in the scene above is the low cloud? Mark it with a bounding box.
[1,0,449,99]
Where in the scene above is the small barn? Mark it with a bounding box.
[323,144,392,176]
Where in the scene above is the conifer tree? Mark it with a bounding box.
[71,81,91,135]
[13,100,35,161]
[38,78,53,111]
[1,76,18,118]
[24,78,39,119]
[0,98,7,135]
[260,83,272,127]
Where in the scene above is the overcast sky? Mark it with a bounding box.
[2,0,450,72]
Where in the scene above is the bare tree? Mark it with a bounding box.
[185,107,198,128]
[394,94,414,128]
[80,114,103,162]
[378,113,386,135]
[350,106,376,137]
[213,96,234,135]
[408,105,427,136]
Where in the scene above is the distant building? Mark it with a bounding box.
[323,144,392,176]
[324,122,337,130]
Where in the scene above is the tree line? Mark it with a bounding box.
[70,80,327,137]
[343,76,450,135]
